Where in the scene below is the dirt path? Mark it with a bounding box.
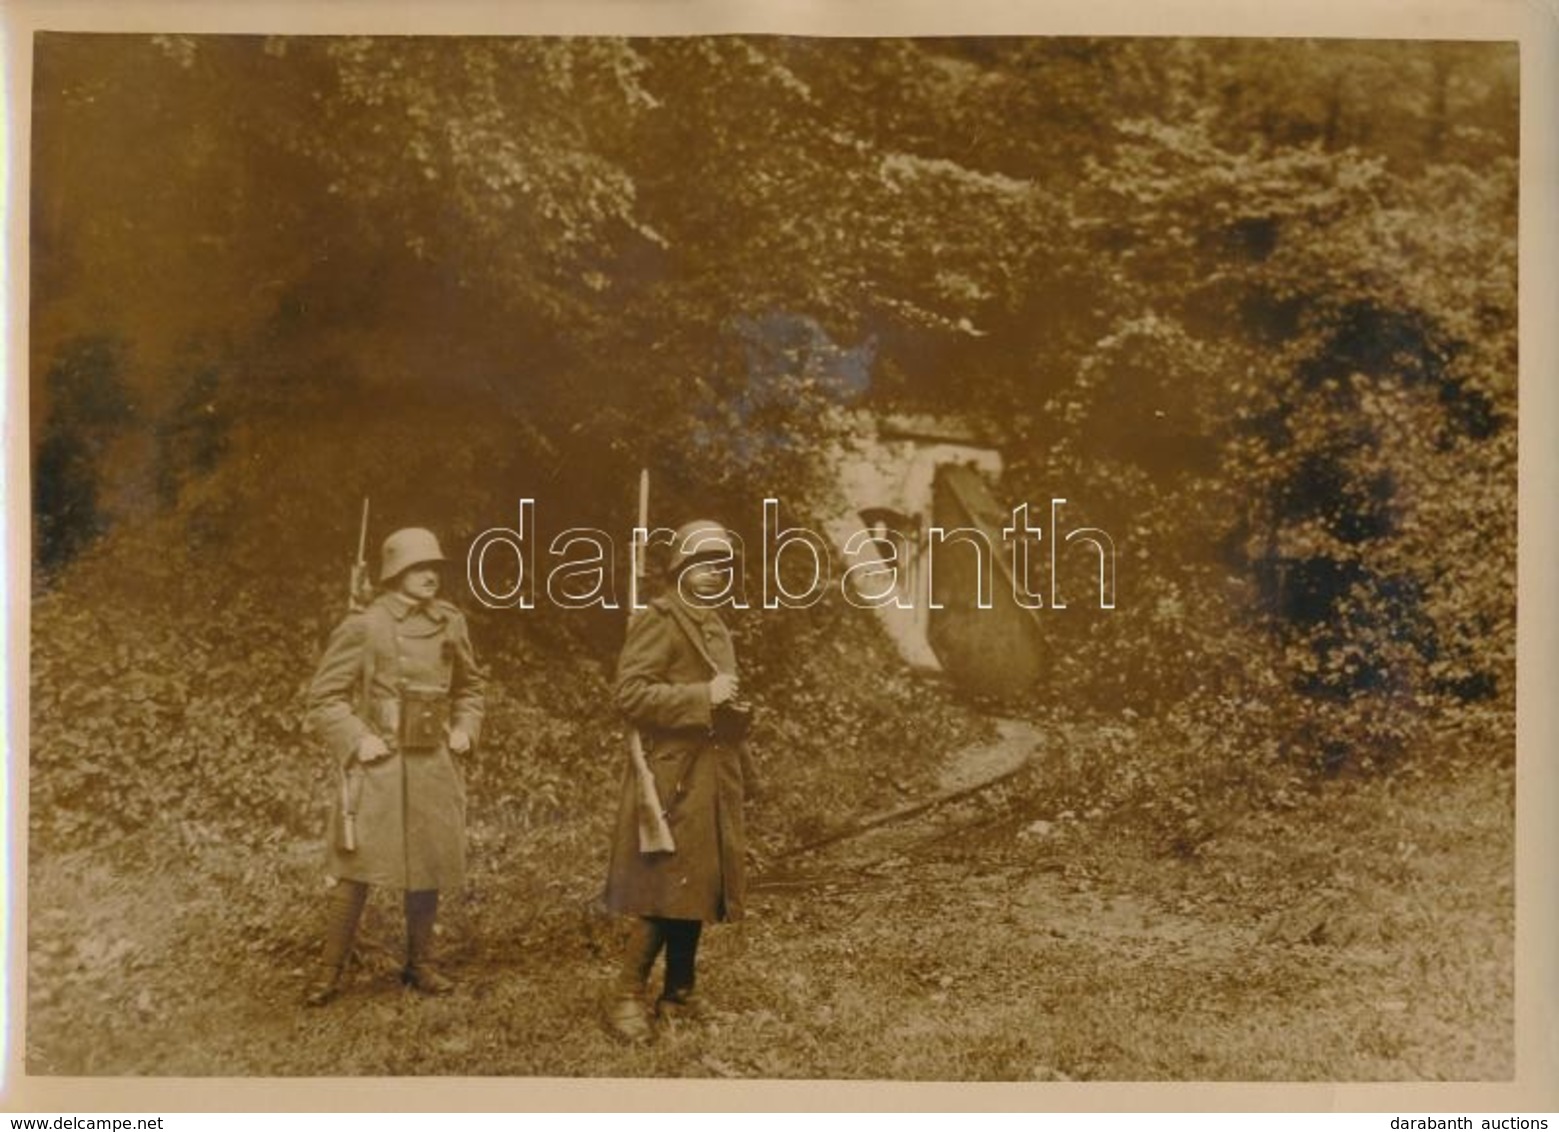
[26,717,1513,1080]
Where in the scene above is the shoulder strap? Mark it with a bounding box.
[356,602,395,711]
[658,599,721,677]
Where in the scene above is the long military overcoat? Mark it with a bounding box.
[604,593,748,923]
[304,592,485,891]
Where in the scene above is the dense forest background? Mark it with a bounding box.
[23,34,1520,1080]
[30,35,1516,850]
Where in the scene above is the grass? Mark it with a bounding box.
[25,718,1513,1081]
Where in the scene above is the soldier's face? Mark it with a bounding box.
[397,564,441,601]
[683,560,731,600]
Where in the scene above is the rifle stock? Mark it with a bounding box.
[629,730,675,854]
[338,768,358,853]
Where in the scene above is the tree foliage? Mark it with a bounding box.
[28,35,1517,848]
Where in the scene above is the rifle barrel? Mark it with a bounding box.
[635,469,649,582]
[355,497,371,562]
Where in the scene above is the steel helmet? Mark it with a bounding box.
[379,527,448,582]
[667,519,737,574]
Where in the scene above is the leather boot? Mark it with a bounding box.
[604,918,663,1044]
[303,880,368,1007]
[656,919,708,1022]
[403,889,454,995]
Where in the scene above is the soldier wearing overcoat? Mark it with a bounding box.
[301,527,485,1006]
[603,519,751,1042]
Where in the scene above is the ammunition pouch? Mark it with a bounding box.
[398,684,451,751]
[710,700,752,745]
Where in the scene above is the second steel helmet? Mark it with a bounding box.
[667,519,736,574]
[380,527,448,582]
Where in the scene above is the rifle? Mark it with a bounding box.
[339,772,360,853]
[629,468,677,854]
[338,496,372,852]
[348,497,373,612]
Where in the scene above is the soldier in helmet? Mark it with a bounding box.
[603,519,753,1042]
[301,527,486,1006]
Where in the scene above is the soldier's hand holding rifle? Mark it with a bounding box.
[355,733,391,765]
[709,673,740,707]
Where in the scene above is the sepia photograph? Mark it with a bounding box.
[8,0,1554,1109]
